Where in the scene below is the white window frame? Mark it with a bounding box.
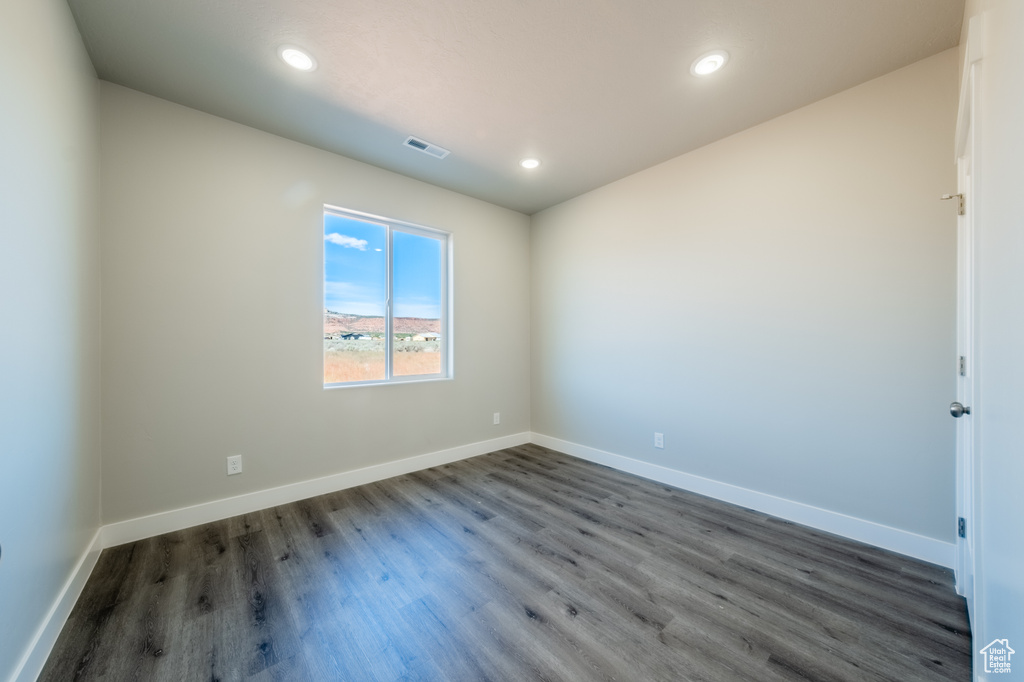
[323,204,453,388]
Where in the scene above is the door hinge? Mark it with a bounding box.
[942,193,965,215]
[959,356,967,377]
[958,517,966,539]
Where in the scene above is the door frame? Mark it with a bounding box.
[953,16,982,632]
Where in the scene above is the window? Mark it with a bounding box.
[323,206,451,386]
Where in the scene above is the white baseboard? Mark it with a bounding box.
[530,433,955,568]
[102,431,532,548]
[12,528,104,682]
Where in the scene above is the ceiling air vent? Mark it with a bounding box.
[404,136,450,159]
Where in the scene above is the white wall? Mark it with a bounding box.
[0,0,101,678]
[99,83,531,524]
[961,0,1024,673]
[531,50,959,542]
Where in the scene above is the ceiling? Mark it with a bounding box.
[67,0,964,215]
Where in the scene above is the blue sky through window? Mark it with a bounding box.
[324,212,442,319]
[394,230,441,319]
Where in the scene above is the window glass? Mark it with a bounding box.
[323,214,387,383]
[393,230,443,377]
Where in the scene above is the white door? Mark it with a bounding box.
[952,20,981,629]
[953,142,974,617]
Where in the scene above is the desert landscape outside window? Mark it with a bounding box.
[323,206,451,386]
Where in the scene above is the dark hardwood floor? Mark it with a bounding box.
[40,444,972,681]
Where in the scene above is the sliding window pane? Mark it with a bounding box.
[323,213,387,383]
[392,230,443,376]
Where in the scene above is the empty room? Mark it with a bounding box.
[3,0,1023,680]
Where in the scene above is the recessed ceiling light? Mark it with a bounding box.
[690,50,729,77]
[279,46,316,72]
[520,158,541,169]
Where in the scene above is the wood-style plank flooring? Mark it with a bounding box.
[40,444,972,681]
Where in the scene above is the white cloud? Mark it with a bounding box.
[325,233,368,250]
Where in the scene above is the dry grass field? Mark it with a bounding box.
[324,349,441,383]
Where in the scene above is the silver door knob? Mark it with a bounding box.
[950,402,971,418]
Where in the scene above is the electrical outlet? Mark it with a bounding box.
[493,412,501,425]
[226,455,243,476]
[654,432,664,449]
